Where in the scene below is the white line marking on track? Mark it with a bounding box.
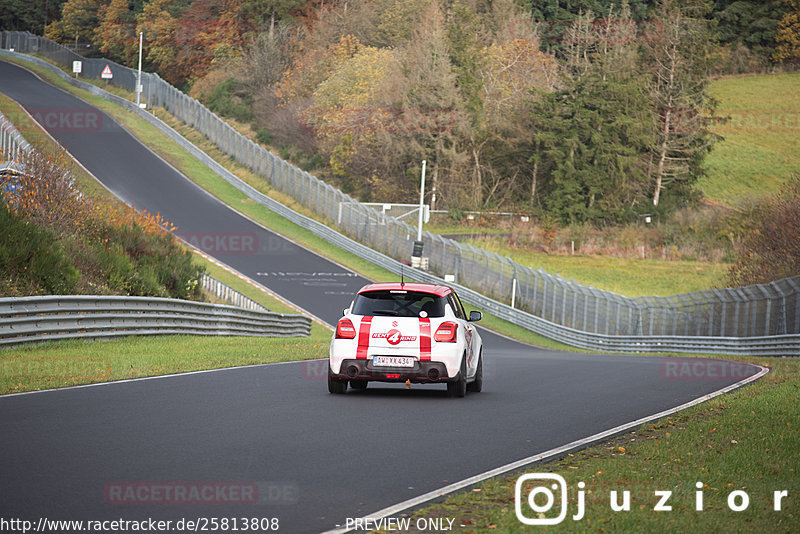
[320,363,769,534]
[0,359,326,399]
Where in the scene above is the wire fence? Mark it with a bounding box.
[0,107,30,163]
[3,30,798,341]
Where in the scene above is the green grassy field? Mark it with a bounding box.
[0,334,330,395]
[700,73,800,206]
[469,238,727,297]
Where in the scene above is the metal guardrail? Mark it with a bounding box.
[2,39,798,356]
[200,273,267,312]
[0,295,311,347]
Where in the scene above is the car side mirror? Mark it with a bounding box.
[342,308,350,316]
[468,310,482,322]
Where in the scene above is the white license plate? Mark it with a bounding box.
[372,356,415,368]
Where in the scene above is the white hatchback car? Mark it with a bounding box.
[328,282,483,397]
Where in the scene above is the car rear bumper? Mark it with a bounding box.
[331,359,451,383]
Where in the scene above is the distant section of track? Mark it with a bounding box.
[0,59,765,533]
[0,59,367,326]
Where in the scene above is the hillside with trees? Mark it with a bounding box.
[2,0,798,284]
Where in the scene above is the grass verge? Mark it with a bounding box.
[395,356,798,533]
[701,73,800,207]
[0,334,329,395]
[468,238,727,297]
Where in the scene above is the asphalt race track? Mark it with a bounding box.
[0,60,764,533]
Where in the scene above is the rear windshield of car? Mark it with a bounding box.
[352,290,446,318]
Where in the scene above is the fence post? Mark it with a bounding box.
[784,278,800,334]
[594,292,602,334]
[759,284,774,336]
[733,292,742,337]
[570,285,578,328]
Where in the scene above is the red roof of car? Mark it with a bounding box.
[358,282,453,297]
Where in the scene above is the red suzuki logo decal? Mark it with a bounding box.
[372,329,417,345]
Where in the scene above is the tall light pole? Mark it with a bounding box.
[417,160,426,242]
[135,32,143,107]
[411,160,427,268]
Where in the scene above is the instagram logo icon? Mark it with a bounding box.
[516,473,583,525]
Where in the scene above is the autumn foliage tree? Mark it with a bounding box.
[136,0,181,82]
[39,0,732,221]
[46,0,259,85]
[728,177,800,286]
[96,0,138,65]
[45,0,105,45]
[774,0,800,63]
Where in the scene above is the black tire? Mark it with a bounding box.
[447,356,467,398]
[467,351,483,393]
[349,380,368,390]
[328,365,347,394]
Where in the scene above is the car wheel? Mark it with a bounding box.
[447,356,467,398]
[328,365,347,394]
[467,350,483,393]
[350,380,368,390]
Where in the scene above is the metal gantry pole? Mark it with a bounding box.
[135,32,143,107]
[417,160,426,242]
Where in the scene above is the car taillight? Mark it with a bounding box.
[434,322,458,342]
[336,318,357,339]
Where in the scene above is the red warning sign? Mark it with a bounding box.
[101,65,113,79]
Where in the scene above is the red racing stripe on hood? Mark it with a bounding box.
[356,316,373,359]
[419,317,431,361]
